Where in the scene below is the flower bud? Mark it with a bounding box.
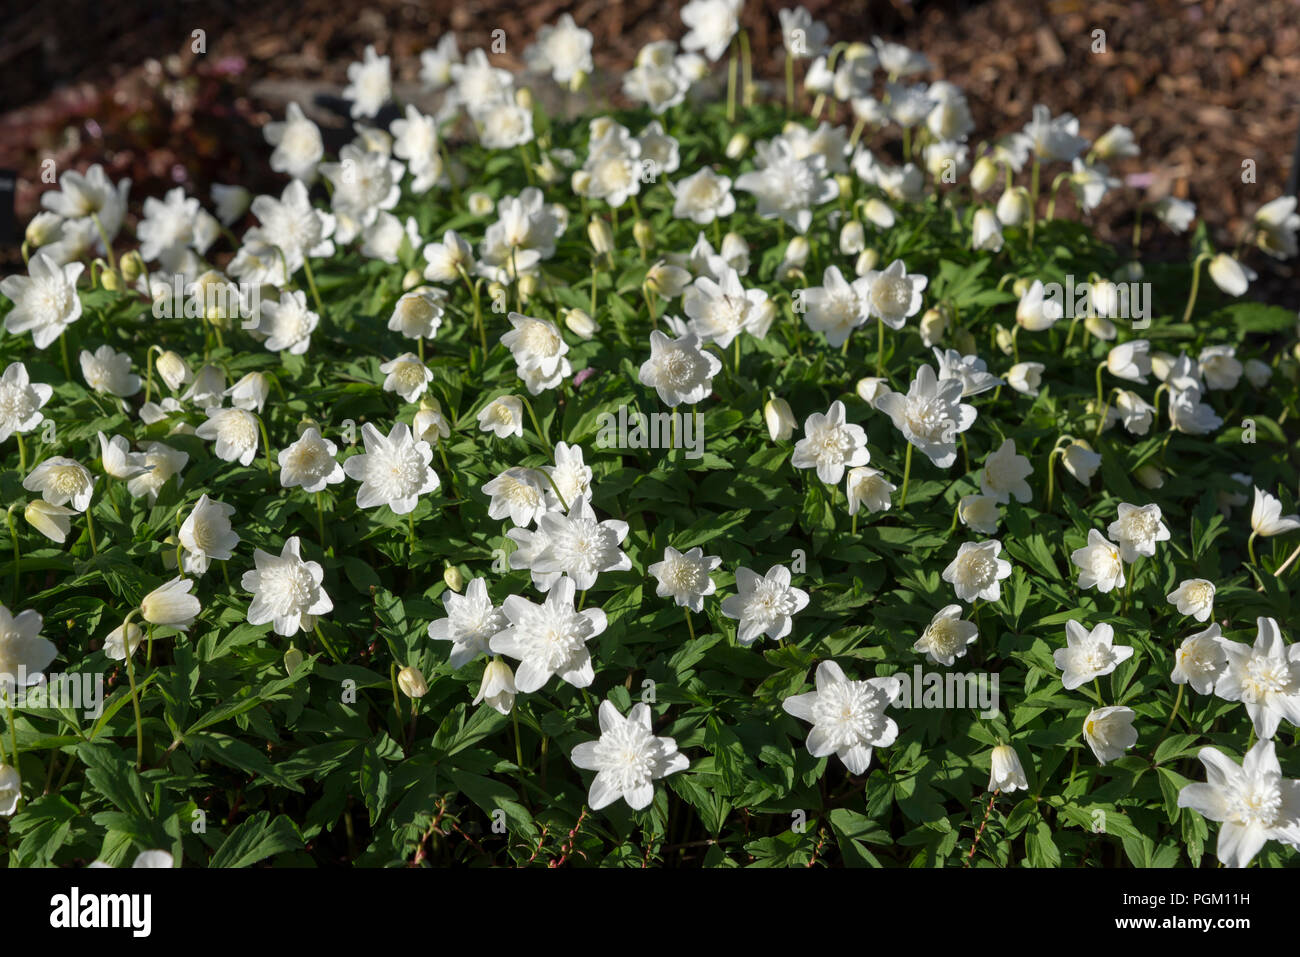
[514,87,534,111]
[474,658,517,714]
[784,236,810,269]
[994,324,1015,356]
[100,264,122,291]
[24,211,62,248]
[402,268,423,291]
[571,169,593,196]
[854,248,879,276]
[517,272,538,302]
[140,577,200,631]
[443,565,464,592]
[563,307,600,340]
[1134,465,1165,490]
[398,665,429,699]
[970,155,999,193]
[633,219,653,253]
[918,307,947,347]
[467,191,495,216]
[284,645,305,675]
[725,132,750,160]
[120,251,146,283]
[588,217,614,258]
[156,350,191,392]
[952,327,977,356]
[855,377,891,405]
[839,220,866,255]
[1011,277,1031,299]
[764,396,796,441]
[569,69,589,94]
[996,186,1030,226]
[24,500,74,544]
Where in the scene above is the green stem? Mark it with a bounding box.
[899,443,914,509]
[120,610,144,769]
[302,257,326,319]
[313,622,344,664]
[1153,684,1185,754]
[5,506,19,606]
[1182,253,1210,324]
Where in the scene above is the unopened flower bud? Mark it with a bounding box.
[854,248,879,276]
[784,236,810,268]
[514,87,534,111]
[725,132,750,160]
[443,565,464,592]
[563,308,599,339]
[120,251,146,283]
[588,217,614,257]
[284,645,305,675]
[764,396,796,441]
[402,268,423,291]
[633,219,653,253]
[839,220,866,255]
[1134,465,1165,490]
[467,191,495,216]
[855,377,891,405]
[24,211,62,248]
[99,264,121,291]
[996,186,1030,226]
[398,665,429,699]
[970,155,999,193]
[569,69,589,94]
[156,350,190,392]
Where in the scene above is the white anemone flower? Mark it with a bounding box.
[0,254,84,350]
[942,540,1012,603]
[979,438,1033,504]
[638,329,722,407]
[0,362,53,443]
[140,577,202,631]
[875,364,977,468]
[196,408,260,467]
[529,496,632,592]
[1251,487,1300,537]
[782,660,901,775]
[481,467,549,528]
[342,45,392,119]
[791,400,869,485]
[23,457,96,512]
[846,467,896,516]
[178,494,240,576]
[1213,617,1300,740]
[1172,623,1228,695]
[428,577,507,669]
[570,700,690,810]
[1082,706,1138,765]
[242,536,332,636]
[988,744,1028,792]
[1177,740,1300,868]
[1166,579,1216,623]
[720,564,810,646]
[264,102,325,182]
[258,290,319,355]
[1107,502,1170,563]
[0,606,57,693]
[647,546,720,612]
[1054,621,1134,691]
[379,353,433,404]
[477,395,524,439]
[802,266,871,347]
[279,427,344,493]
[1070,529,1125,593]
[861,259,927,330]
[913,604,979,666]
[489,576,606,692]
[342,422,439,515]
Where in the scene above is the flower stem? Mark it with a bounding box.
[519,393,551,460]
[5,505,20,606]
[1247,531,1259,569]
[120,611,144,769]
[313,622,343,664]
[899,443,914,509]
[1153,684,1185,754]
[684,608,696,640]
[1181,253,1211,323]
[302,256,326,319]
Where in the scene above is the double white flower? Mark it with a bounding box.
[782,661,901,775]
[570,700,689,811]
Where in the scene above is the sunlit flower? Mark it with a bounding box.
[570,699,689,810]
[242,537,332,636]
[1082,706,1137,765]
[1214,617,1300,740]
[792,400,869,485]
[1070,529,1125,593]
[1054,620,1133,690]
[343,422,439,514]
[179,495,240,576]
[942,539,1012,603]
[648,546,720,612]
[782,660,900,775]
[721,564,810,646]
[429,577,507,669]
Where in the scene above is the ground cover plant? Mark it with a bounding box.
[2,4,1300,868]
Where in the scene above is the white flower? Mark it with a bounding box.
[648,546,720,612]
[875,364,977,468]
[1082,706,1137,765]
[211,183,251,225]
[1153,196,1195,233]
[873,37,929,79]
[1167,579,1216,623]
[279,427,344,493]
[861,258,927,330]
[1197,345,1242,391]
[0,763,18,816]
[933,348,1002,397]
[482,467,548,527]
[342,422,439,515]
[1113,390,1154,435]
[1251,487,1300,537]
[846,467,895,516]
[1017,104,1088,163]
[242,537,332,636]
[622,60,691,114]
[249,179,335,275]
[791,400,869,485]
[1214,617,1300,740]
[637,329,722,407]
[38,163,129,244]
[387,288,446,341]
[123,441,186,504]
[942,540,1012,603]
[473,100,535,151]
[474,658,517,714]
[24,501,75,543]
[1244,358,1272,389]
[361,211,422,262]
[420,35,461,91]
[500,312,570,394]
[996,186,1030,226]
[1107,502,1170,563]
[1054,621,1134,690]
[0,254,83,349]
[529,496,632,592]
[1015,280,1063,331]
[683,266,770,348]
[721,564,810,646]
[78,345,140,397]
[525,14,594,85]
[1253,195,1300,259]
[680,0,742,61]
[734,137,838,233]
[1005,361,1044,396]
[389,105,442,193]
[541,441,593,513]
[779,6,828,58]
[670,168,735,225]
[140,577,201,631]
[782,660,900,775]
[571,700,689,811]
[988,744,1028,792]
[1070,529,1126,593]
[0,606,57,692]
[103,621,144,662]
[1207,253,1255,297]
[958,494,1000,535]
[1069,158,1118,212]
[1173,623,1228,695]
[802,266,871,347]
[257,290,319,355]
[489,576,606,692]
[137,187,212,270]
[264,102,325,181]
[1105,340,1151,384]
[379,353,433,404]
[320,145,403,239]
[1177,740,1300,868]
[423,230,475,283]
[913,604,978,666]
[428,577,507,669]
[765,396,797,441]
[343,45,391,118]
[0,362,53,442]
[477,395,524,438]
[971,208,1004,251]
[196,408,260,467]
[979,438,1032,504]
[179,494,239,576]
[23,457,95,512]
[1168,384,1222,435]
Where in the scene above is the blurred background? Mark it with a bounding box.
[2,0,1297,301]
